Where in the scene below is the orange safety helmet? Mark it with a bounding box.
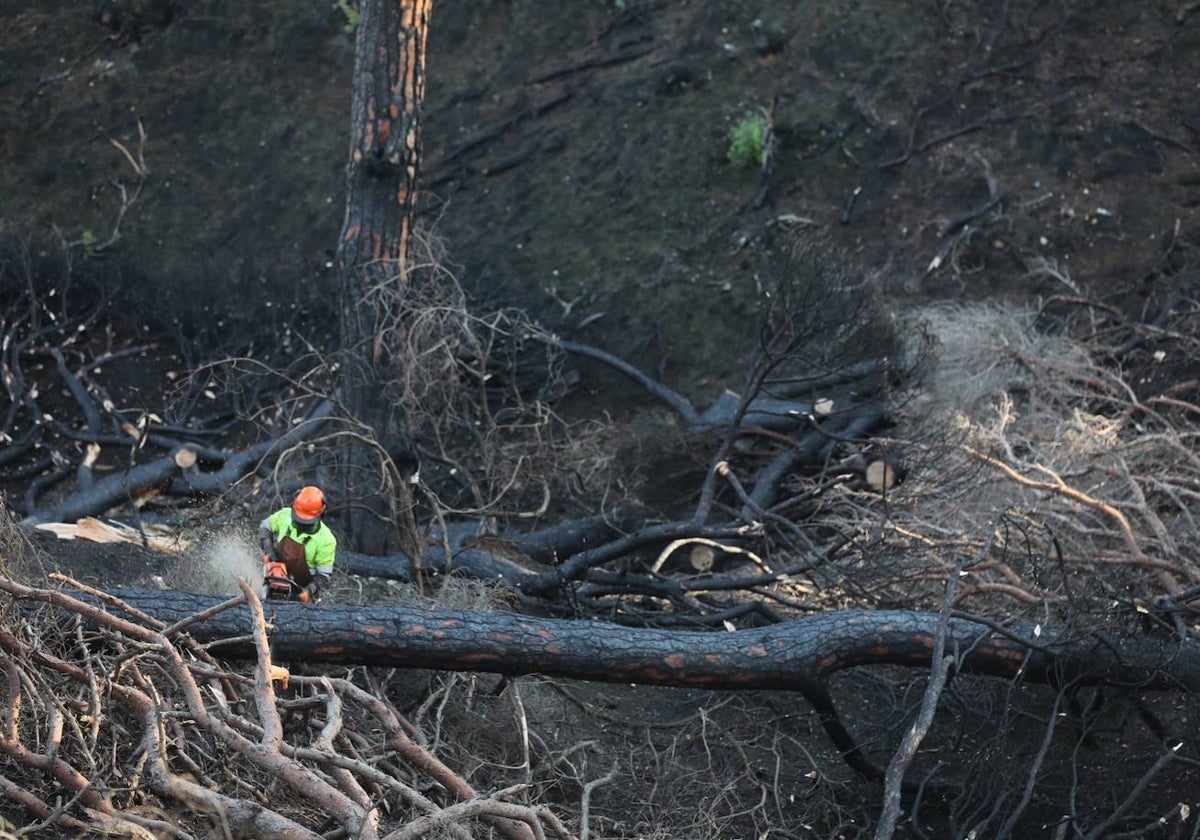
[291,485,326,523]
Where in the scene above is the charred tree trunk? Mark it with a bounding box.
[338,0,431,277]
[336,0,432,554]
[93,592,1200,693]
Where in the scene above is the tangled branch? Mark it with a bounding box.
[0,573,574,839]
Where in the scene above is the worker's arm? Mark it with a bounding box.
[257,516,276,558]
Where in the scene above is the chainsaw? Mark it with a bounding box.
[261,556,312,602]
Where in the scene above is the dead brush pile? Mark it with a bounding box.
[820,296,1200,633]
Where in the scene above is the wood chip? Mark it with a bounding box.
[35,517,189,553]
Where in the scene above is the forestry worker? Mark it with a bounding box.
[258,485,337,602]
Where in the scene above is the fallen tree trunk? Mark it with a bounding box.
[339,544,543,586]
[507,513,630,565]
[86,591,1200,692]
[337,515,628,584]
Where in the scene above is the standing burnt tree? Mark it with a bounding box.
[336,0,432,554]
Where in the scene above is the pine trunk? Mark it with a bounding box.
[335,0,432,553]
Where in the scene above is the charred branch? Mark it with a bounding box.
[20,401,334,527]
[520,520,763,597]
[0,576,558,840]
[425,91,573,189]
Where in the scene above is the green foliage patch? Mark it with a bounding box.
[336,0,360,35]
[727,113,767,168]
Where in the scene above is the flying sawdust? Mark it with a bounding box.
[172,529,261,596]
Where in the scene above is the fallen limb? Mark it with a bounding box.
[540,335,699,424]
[427,90,572,176]
[20,401,334,527]
[529,45,656,84]
[511,513,631,565]
[519,520,763,596]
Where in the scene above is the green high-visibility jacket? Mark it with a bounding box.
[264,508,337,579]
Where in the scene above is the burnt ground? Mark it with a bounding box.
[3,1,1200,836]
[5,2,1198,395]
[4,0,1198,592]
[5,0,1199,527]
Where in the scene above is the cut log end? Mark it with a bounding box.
[173,448,198,469]
[865,459,897,492]
[689,545,716,572]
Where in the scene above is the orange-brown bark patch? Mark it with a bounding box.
[986,646,1027,664]
[454,653,499,666]
[363,100,376,150]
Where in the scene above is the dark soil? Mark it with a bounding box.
[3,1,1200,836]
[6,3,1198,395]
[5,0,1198,583]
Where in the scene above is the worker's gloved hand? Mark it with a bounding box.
[300,576,326,603]
[300,574,330,603]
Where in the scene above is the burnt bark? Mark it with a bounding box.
[338,518,575,585]
[340,544,542,587]
[335,0,432,554]
[508,513,630,565]
[19,582,1200,785]
[89,593,1200,693]
[337,0,431,277]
